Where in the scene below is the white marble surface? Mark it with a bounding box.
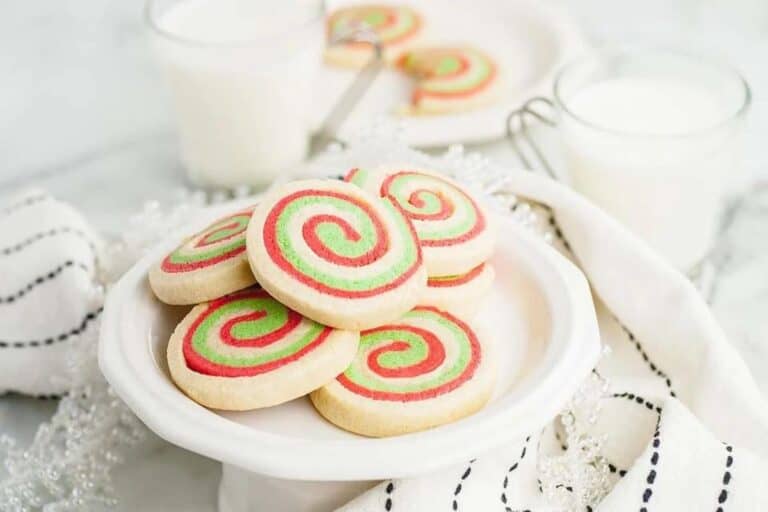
[1,1,767,510]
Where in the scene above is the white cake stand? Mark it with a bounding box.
[99,203,600,512]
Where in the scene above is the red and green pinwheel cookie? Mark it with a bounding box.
[311,305,495,437]
[167,287,359,411]
[149,206,257,305]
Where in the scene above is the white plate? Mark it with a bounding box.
[313,0,586,147]
[99,201,600,481]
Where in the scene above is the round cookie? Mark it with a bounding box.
[423,263,495,319]
[342,167,375,188]
[396,46,500,115]
[149,206,257,305]
[310,306,495,437]
[364,166,495,276]
[167,287,358,411]
[325,5,422,68]
[246,179,426,330]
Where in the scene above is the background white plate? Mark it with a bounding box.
[99,202,600,481]
[313,0,586,147]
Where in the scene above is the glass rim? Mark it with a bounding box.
[553,48,752,139]
[144,0,326,49]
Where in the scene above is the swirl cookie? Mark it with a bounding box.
[325,5,422,68]
[246,179,426,330]
[423,263,495,319]
[396,46,500,115]
[149,207,257,305]
[167,288,358,411]
[310,306,495,437]
[364,166,495,276]
[342,167,375,188]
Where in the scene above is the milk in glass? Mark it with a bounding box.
[557,53,748,269]
[149,0,324,188]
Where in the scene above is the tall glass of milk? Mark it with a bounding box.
[146,0,324,189]
[554,50,750,270]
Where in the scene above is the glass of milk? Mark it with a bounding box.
[146,0,325,189]
[554,50,750,270]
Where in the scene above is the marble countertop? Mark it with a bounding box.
[1,0,767,510]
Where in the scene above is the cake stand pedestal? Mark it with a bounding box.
[218,464,375,512]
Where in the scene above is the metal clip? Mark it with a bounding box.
[505,97,558,179]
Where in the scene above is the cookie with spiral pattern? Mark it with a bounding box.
[310,305,495,437]
[149,206,257,305]
[422,263,495,319]
[167,287,358,411]
[246,179,427,330]
[325,4,423,68]
[396,46,501,115]
[363,165,496,276]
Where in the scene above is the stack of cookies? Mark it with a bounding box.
[150,166,497,437]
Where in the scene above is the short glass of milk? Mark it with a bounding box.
[146,0,325,189]
[554,50,750,270]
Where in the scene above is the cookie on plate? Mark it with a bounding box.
[363,165,495,276]
[167,287,358,411]
[149,207,257,305]
[310,305,495,437]
[423,263,495,318]
[342,167,375,188]
[325,4,422,68]
[396,46,500,115]
[246,179,426,330]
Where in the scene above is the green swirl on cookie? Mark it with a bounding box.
[263,188,422,298]
[397,47,496,100]
[380,171,485,247]
[162,208,254,273]
[337,306,481,401]
[328,5,421,46]
[183,289,332,377]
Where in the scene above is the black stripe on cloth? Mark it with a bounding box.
[715,444,733,512]
[500,435,531,511]
[616,321,677,398]
[0,260,92,304]
[1,226,96,257]
[33,393,65,400]
[608,462,628,478]
[545,208,678,398]
[638,407,663,512]
[0,307,102,348]
[554,426,568,451]
[384,480,394,511]
[555,419,628,478]
[0,391,66,400]
[547,212,573,252]
[610,392,665,488]
[0,194,48,217]
[639,423,661,511]
[451,459,476,511]
[611,392,662,415]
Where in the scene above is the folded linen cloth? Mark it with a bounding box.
[0,189,102,396]
[339,170,768,511]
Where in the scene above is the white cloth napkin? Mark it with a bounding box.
[339,171,768,511]
[0,189,102,396]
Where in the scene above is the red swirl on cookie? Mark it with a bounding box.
[183,289,334,378]
[397,47,497,104]
[161,207,254,273]
[379,170,486,248]
[427,263,486,288]
[261,188,421,298]
[336,306,481,401]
